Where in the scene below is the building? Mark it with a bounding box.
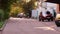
[45,0,60,13]
[31,0,57,18]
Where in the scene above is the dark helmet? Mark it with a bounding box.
[46,11,50,14]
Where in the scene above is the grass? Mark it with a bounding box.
[0,21,4,28]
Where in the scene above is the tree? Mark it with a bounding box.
[0,0,37,19]
[21,0,36,17]
[0,9,4,21]
[0,0,20,19]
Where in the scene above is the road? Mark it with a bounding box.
[1,17,60,34]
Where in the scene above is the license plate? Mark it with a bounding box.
[47,17,50,18]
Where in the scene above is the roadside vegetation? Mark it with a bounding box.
[0,0,37,28]
[0,21,4,28]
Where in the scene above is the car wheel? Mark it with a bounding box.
[39,19,41,21]
[48,19,50,21]
[42,19,44,22]
[51,17,53,21]
[55,21,60,27]
[51,19,53,21]
[39,17,41,21]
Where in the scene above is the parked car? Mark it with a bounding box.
[39,11,53,21]
[17,13,24,18]
[55,13,60,27]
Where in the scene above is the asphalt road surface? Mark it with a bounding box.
[1,17,60,34]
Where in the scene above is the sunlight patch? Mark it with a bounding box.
[34,27,56,31]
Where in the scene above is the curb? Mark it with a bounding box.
[0,20,8,31]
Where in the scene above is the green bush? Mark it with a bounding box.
[0,9,4,21]
[0,21,4,28]
[4,12,10,20]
